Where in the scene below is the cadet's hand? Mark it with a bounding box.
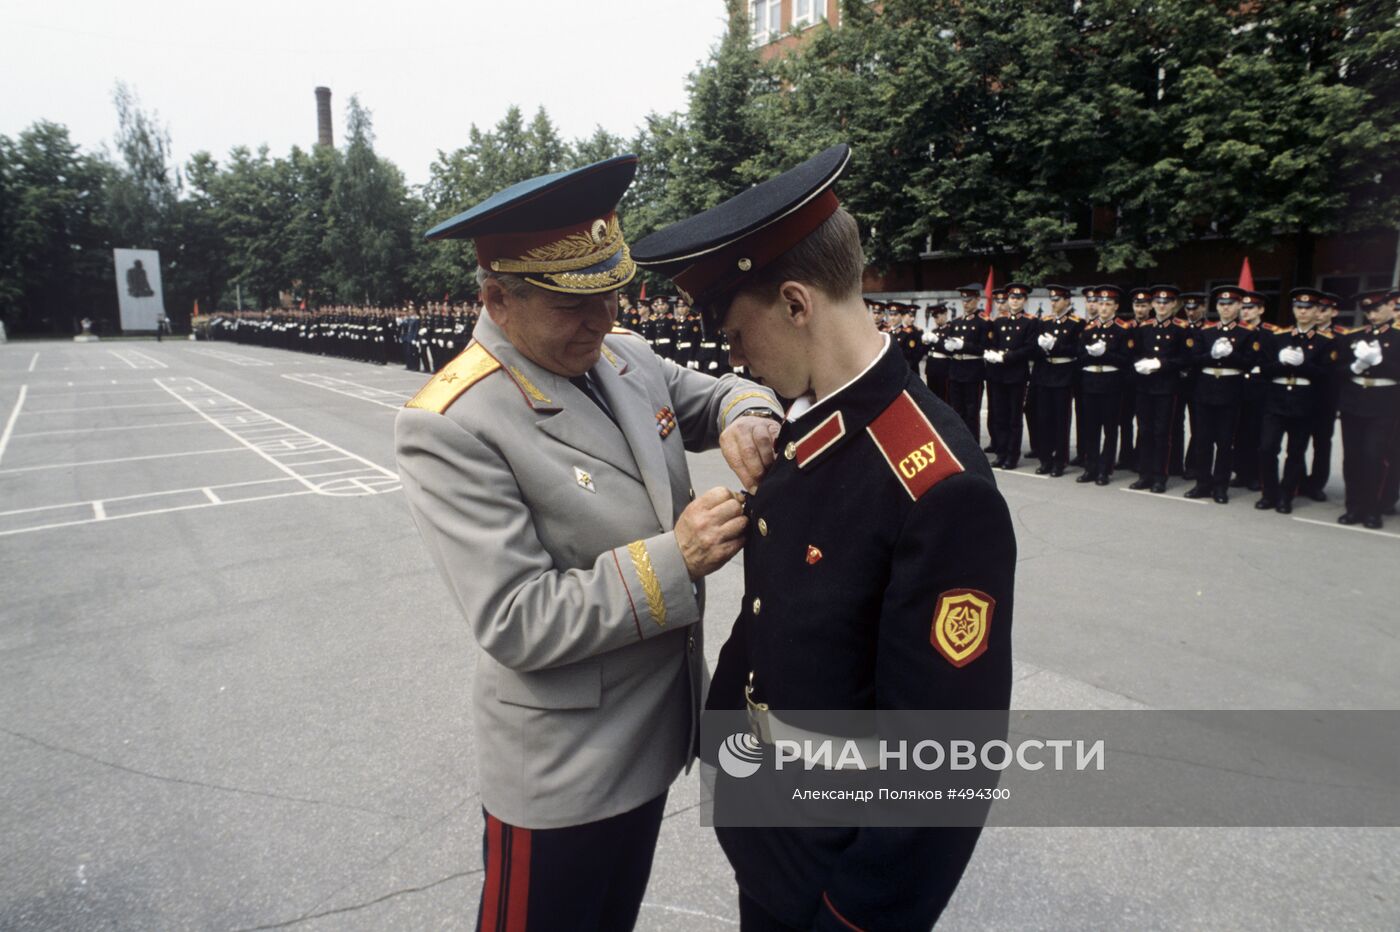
[675,487,748,580]
[721,415,781,494]
[1086,341,1106,357]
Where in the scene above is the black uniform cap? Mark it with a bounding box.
[632,144,851,329]
[1211,285,1245,302]
[1044,284,1073,299]
[956,283,983,296]
[1289,287,1325,306]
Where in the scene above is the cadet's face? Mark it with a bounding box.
[962,296,979,313]
[1099,300,1116,322]
[1133,300,1150,320]
[1007,295,1026,312]
[721,291,805,398]
[492,285,617,377]
[1217,298,1240,323]
[1292,302,1317,328]
[1049,296,1069,314]
[1241,302,1262,323]
[1152,297,1175,320]
[1369,302,1396,325]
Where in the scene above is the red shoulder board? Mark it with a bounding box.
[1115,318,1133,328]
[1204,321,1219,329]
[978,310,991,320]
[1172,318,1188,327]
[867,391,964,501]
[1021,312,1036,319]
[1263,323,1283,333]
[1316,329,1334,340]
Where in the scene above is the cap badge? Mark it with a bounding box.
[737,258,752,272]
[591,219,608,243]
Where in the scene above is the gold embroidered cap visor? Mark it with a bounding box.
[423,153,639,295]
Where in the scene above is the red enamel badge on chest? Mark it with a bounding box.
[805,545,823,565]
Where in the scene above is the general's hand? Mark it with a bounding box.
[721,415,780,494]
[675,487,748,580]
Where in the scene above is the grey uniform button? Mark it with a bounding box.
[687,634,696,653]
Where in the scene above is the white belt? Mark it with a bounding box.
[1353,376,1397,388]
[1272,377,1311,386]
[929,352,950,359]
[655,338,672,344]
[1047,357,1075,364]
[1084,365,1119,373]
[1201,368,1242,377]
[952,353,981,360]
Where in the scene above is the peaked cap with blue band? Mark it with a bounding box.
[631,144,852,328]
[423,154,638,295]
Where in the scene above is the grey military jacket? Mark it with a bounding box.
[395,312,779,829]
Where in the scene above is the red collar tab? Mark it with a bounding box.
[794,410,847,469]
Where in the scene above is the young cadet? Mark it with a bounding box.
[939,287,995,444]
[395,155,782,932]
[984,284,1035,469]
[1180,291,1208,479]
[1183,287,1261,503]
[1077,285,1133,484]
[1117,287,1152,470]
[1338,290,1400,528]
[1129,285,1189,493]
[1300,290,1345,502]
[1256,289,1332,514]
[1030,283,1084,476]
[1232,292,1269,492]
[633,144,1015,932]
[922,302,952,403]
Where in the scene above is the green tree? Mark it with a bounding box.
[323,96,414,304]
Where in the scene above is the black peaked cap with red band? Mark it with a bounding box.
[631,144,852,330]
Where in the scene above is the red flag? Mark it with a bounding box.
[192,299,200,317]
[444,291,450,302]
[1238,257,1254,292]
[299,299,306,310]
[639,280,647,301]
[983,266,996,316]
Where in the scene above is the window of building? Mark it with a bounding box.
[769,0,782,34]
[793,0,816,28]
[750,0,769,43]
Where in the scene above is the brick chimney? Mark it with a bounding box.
[315,86,333,148]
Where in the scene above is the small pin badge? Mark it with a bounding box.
[805,545,823,565]
[655,406,677,439]
[574,467,595,493]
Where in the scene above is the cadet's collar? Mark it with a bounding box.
[784,335,905,471]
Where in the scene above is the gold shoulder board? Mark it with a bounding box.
[405,343,501,413]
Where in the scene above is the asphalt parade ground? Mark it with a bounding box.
[0,339,1395,931]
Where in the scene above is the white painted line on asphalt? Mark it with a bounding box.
[639,902,738,926]
[13,419,208,437]
[0,488,316,538]
[107,348,167,369]
[28,353,38,372]
[154,377,401,496]
[994,468,1050,481]
[0,385,27,466]
[92,501,106,520]
[281,372,410,409]
[0,477,295,518]
[202,487,220,504]
[186,346,274,366]
[23,387,167,400]
[0,447,245,476]
[22,401,187,414]
[1120,487,1210,505]
[1291,516,1400,540]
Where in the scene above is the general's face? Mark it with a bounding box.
[721,291,806,398]
[492,285,618,377]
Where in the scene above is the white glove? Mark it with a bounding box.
[1359,341,1384,366]
[984,349,1005,364]
[1278,346,1304,366]
[946,336,965,352]
[922,331,936,345]
[1037,333,1056,351]
[1134,358,1162,374]
[1086,341,1107,357]
[1351,358,1372,375]
[1210,337,1233,359]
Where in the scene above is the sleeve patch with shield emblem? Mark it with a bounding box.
[931,588,994,667]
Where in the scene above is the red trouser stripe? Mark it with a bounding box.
[482,815,503,932]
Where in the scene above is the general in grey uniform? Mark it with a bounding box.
[395,155,781,931]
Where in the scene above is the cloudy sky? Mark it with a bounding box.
[0,0,729,186]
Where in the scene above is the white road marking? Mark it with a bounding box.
[0,447,244,475]
[0,476,295,517]
[639,903,738,926]
[91,501,106,520]
[154,377,400,496]
[1292,516,1400,540]
[994,468,1051,481]
[0,385,27,466]
[185,346,273,366]
[23,387,168,400]
[282,372,411,409]
[0,488,316,538]
[106,348,167,369]
[13,420,209,437]
[28,352,39,372]
[22,401,187,414]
